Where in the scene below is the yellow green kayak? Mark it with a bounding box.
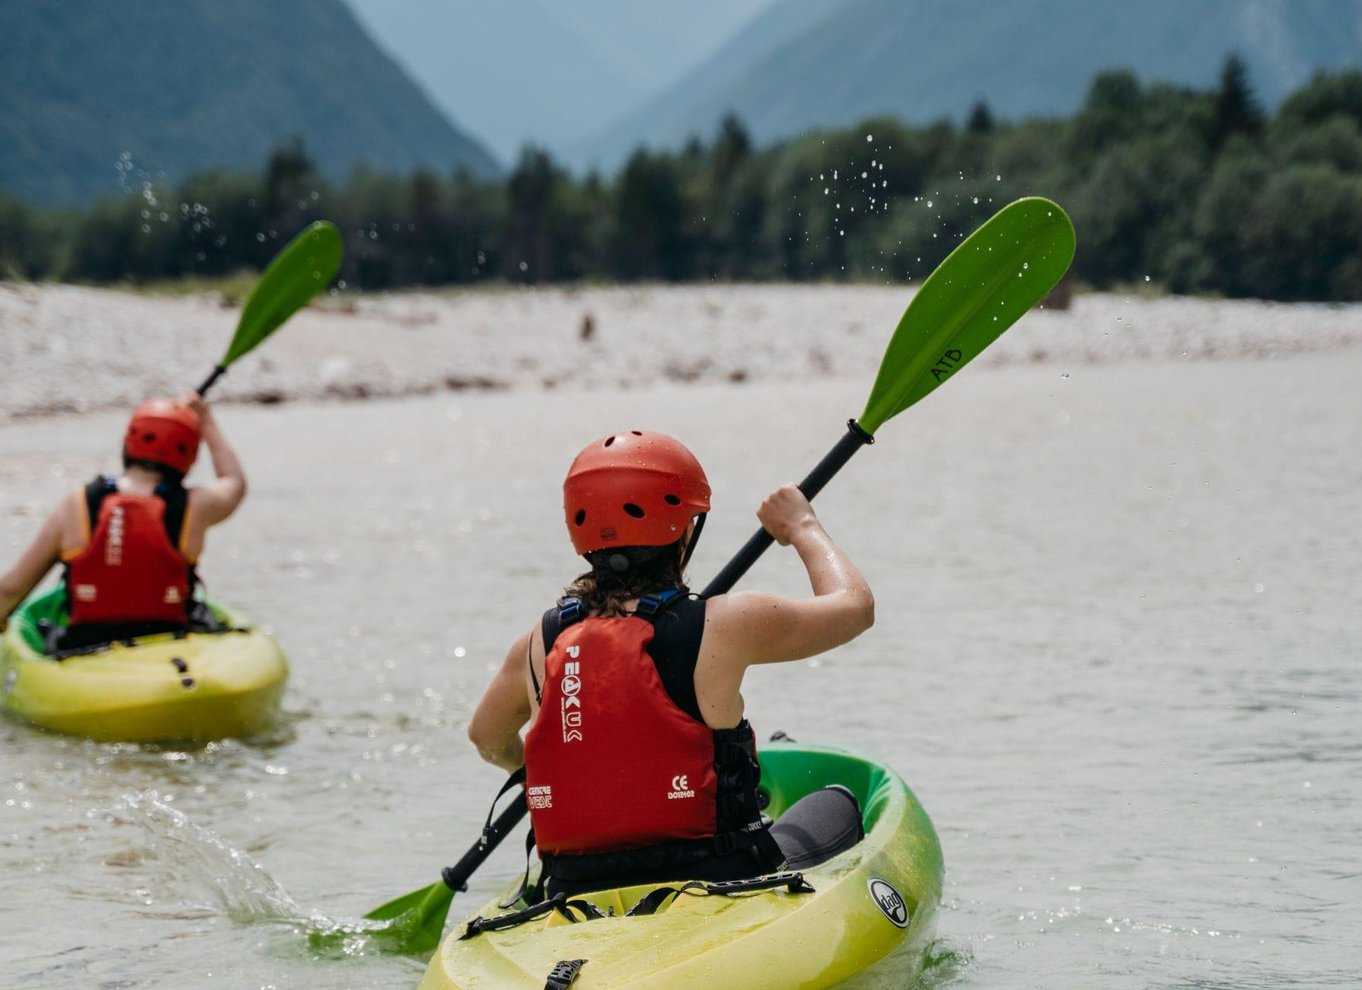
[419,742,943,990]
[0,586,288,742]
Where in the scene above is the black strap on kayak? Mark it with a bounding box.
[497,823,542,910]
[460,871,814,939]
[44,622,250,660]
[459,893,606,940]
[545,958,588,990]
[624,871,815,917]
[541,816,780,883]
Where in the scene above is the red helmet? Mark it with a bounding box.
[564,431,711,555]
[124,399,202,476]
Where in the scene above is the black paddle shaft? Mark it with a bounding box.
[700,419,874,598]
[442,790,529,892]
[197,364,228,397]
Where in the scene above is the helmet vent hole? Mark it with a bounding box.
[574,509,586,526]
[630,430,642,436]
[664,494,681,506]
[177,443,188,454]
[623,503,646,519]
[143,432,156,442]
[603,436,616,447]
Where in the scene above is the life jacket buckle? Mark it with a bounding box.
[557,598,584,626]
[634,588,682,618]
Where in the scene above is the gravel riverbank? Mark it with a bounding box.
[3,281,1360,422]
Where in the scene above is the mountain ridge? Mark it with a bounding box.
[581,0,1362,169]
[0,0,500,206]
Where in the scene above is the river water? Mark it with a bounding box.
[2,346,1359,989]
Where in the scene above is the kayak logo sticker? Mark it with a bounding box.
[868,877,910,928]
[667,774,695,800]
[560,660,583,742]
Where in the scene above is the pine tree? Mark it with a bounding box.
[1210,54,1265,151]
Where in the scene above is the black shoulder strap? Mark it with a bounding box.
[155,480,189,549]
[639,593,705,723]
[83,475,116,527]
[533,598,585,704]
[541,597,584,654]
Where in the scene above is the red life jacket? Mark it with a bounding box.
[63,476,193,628]
[524,593,777,874]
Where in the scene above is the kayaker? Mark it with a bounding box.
[468,429,874,896]
[0,395,246,649]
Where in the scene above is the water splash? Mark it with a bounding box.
[125,791,428,958]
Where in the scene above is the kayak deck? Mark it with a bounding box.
[420,743,943,990]
[1,586,288,742]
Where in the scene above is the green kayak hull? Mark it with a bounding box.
[420,741,943,989]
[1,586,288,742]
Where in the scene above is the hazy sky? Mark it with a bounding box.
[342,0,778,164]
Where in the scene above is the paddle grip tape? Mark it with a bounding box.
[701,420,873,598]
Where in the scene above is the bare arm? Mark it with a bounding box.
[467,629,534,772]
[703,484,874,666]
[184,393,246,526]
[0,501,67,630]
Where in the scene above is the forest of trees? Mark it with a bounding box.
[3,60,1361,302]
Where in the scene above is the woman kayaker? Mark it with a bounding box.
[0,395,246,649]
[468,429,874,896]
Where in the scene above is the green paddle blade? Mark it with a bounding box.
[358,879,456,955]
[859,197,1075,435]
[222,220,343,367]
